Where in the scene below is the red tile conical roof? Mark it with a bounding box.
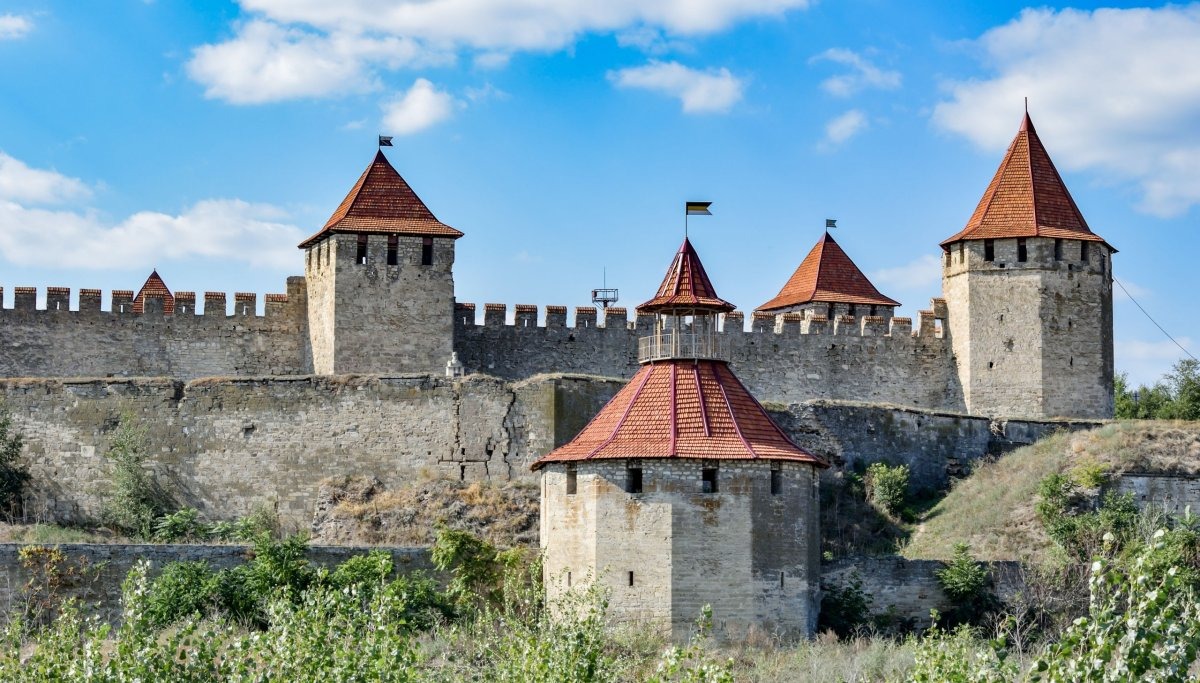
[636,237,735,313]
[132,270,174,314]
[298,150,463,248]
[941,113,1111,249]
[532,360,824,469]
[756,232,899,313]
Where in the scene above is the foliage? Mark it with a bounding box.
[935,543,998,625]
[1035,473,1138,562]
[1066,457,1108,490]
[16,545,98,628]
[431,526,506,609]
[153,503,280,544]
[0,404,29,518]
[142,560,219,627]
[1030,530,1200,682]
[645,607,735,683]
[905,622,1016,683]
[1114,359,1200,420]
[866,462,911,518]
[101,412,171,538]
[818,571,873,638]
[152,507,206,542]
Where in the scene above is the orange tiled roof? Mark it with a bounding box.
[941,113,1111,250]
[636,237,735,313]
[298,150,463,248]
[756,232,899,312]
[132,270,174,314]
[532,359,825,469]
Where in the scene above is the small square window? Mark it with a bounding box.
[626,462,643,494]
[983,239,995,262]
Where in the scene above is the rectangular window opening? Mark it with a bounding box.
[567,571,572,587]
[701,463,719,494]
[958,242,964,262]
[566,465,577,495]
[628,571,635,587]
[770,463,782,495]
[387,235,399,266]
[1017,238,1027,263]
[626,462,643,494]
[983,239,995,262]
[780,572,785,589]
[356,235,368,265]
[1054,238,1063,261]
[1079,241,1088,262]
[421,237,434,266]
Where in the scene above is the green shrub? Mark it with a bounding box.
[143,560,219,627]
[102,413,171,538]
[1036,473,1138,562]
[818,572,873,638]
[151,507,206,542]
[0,405,29,518]
[935,543,998,625]
[865,462,909,517]
[1067,457,1109,489]
[432,527,506,609]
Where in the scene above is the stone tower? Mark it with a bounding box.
[299,151,463,375]
[756,230,900,322]
[534,238,827,641]
[941,113,1115,419]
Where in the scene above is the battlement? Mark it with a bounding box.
[0,286,297,319]
[453,301,943,339]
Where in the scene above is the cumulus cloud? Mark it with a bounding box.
[189,0,808,103]
[811,48,901,97]
[870,254,941,291]
[0,152,92,205]
[0,14,32,40]
[608,61,743,113]
[821,109,868,146]
[934,6,1200,217]
[382,78,456,135]
[0,154,303,270]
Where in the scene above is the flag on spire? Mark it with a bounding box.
[378,135,394,147]
[685,201,712,215]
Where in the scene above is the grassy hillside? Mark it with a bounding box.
[903,420,1200,562]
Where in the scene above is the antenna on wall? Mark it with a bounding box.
[591,267,618,309]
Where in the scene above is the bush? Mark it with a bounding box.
[0,405,29,518]
[152,507,206,542]
[102,413,171,538]
[935,543,998,625]
[865,462,909,518]
[818,572,873,638]
[1036,473,1138,562]
[432,527,506,609]
[143,560,219,627]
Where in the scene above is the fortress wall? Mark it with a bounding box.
[0,374,621,530]
[1112,473,1200,517]
[0,280,311,379]
[455,304,963,410]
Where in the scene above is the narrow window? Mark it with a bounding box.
[567,571,572,587]
[307,250,312,270]
[701,462,719,493]
[628,571,635,587]
[958,242,964,262]
[780,572,785,589]
[421,237,434,266]
[1017,238,1027,263]
[1079,241,1088,262]
[770,462,782,495]
[848,304,856,318]
[983,239,995,262]
[387,235,398,266]
[626,461,643,494]
[356,234,368,265]
[825,303,833,319]
[1054,238,1063,261]
[566,464,577,495]
[869,305,877,317]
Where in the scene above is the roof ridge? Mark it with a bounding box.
[713,363,757,459]
[586,364,656,459]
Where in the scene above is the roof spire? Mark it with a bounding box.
[636,237,735,313]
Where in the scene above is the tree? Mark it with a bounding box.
[102,413,170,538]
[1114,359,1200,420]
[0,404,30,518]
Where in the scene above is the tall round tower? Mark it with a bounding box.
[534,238,827,641]
[941,113,1115,419]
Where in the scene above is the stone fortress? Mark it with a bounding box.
[0,112,1114,530]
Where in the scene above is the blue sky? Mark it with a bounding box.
[0,1,1197,386]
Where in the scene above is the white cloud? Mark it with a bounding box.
[463,83,509,103]
[189,1,808,103]
[870,254,941,291]
[1116,338,1195,387]
[934,6,1200,217]
[0,14,32,40]
[608,61,742,113]
[0,152,91,205]
[187,20,439,104]
[822,109,868,145]
[382,78,456,135]
[811,48,901,97]
[0,154,302,270]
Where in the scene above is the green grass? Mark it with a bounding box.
[902,420,1200,562]
[0,523,119,544]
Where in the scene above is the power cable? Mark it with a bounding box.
[1113,276,1197,362]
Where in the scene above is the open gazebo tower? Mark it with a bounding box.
[535,237,827,641]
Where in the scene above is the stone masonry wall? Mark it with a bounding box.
[455,303,963,411]
[0,279,311,380]
[1113,473,1200,517]
[0,374,622,531]
[0,543,433,625]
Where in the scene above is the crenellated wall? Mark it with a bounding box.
[453,301,963,410]
[0,279,311,379]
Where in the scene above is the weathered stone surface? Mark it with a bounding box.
[1113,473,1200,516]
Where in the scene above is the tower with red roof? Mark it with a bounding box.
[756,231,900,321]
[941,112,1115,418]
[299,150,463,375]
[534,237,827,641]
